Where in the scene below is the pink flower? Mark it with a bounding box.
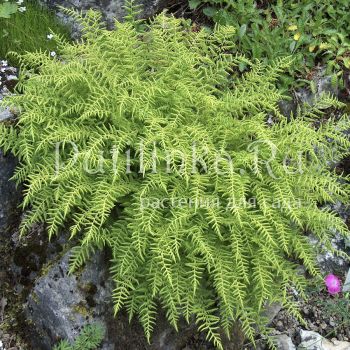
[324,274,341,295]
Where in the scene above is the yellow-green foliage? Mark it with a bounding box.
[1,9,350,348]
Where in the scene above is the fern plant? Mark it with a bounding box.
[53,323,104,350]
[1,8,350,349]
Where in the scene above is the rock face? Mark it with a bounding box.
[0,106,12,123]
[298,330,350,350]
[25,249,220,350]
[278,68,350,279]
[0,150,20,236]
[0,60,21,237]
[44,0,171,31]
[343,268,350,292]
[26,250,115,349]
[278,69,341,119]
[309,201,350,276]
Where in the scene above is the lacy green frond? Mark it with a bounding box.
[53,323,104,350]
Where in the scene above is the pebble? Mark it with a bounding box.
[2,334,10,342]
[329,318,336,327]
[320,322,328,330]
[276,320,284,330]
[310,324,318,332]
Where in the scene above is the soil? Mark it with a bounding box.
[268,288,350,345]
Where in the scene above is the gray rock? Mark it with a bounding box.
[26,250,114,349]
[25,249,220,350]
[295,75,338,106]
[278,98,297,119]
[274,334,296,350]
[0,149,21,236]
[325,339,350,350]
[44,0,170,36]
[310,232,349,275]
[298,330,324,350]
[0,84,15,122]
[308,201,350,276]
[0,64,21,236]
[9,224,70,292]
[264,302,283,325]
[0,106,13,122]
[343,268,350,292]
[298,330,350,350]
[279,69,340,119]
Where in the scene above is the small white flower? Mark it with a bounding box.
[17,0,24,4]
[50,51,56,57]
[18,6,26,12]
[47,33,54,40]
[1,60,8,66]
[1,68,6,73]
